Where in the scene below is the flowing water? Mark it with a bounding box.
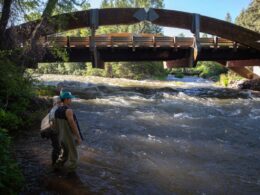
[17,75,260,194]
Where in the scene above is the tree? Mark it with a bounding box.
[225,12,232,23]
[235,0,260,33]
[0,0,13,48]
[98,0,164,34]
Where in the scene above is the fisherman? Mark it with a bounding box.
[55,91,82,173]
[49,96,63,167]
[40,96,62,167]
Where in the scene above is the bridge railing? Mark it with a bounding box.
[43,35,238,49]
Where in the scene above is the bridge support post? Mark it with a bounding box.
[90,9,100,68]
[189,14,201,67]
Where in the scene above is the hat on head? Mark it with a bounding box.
[60,91,76,100]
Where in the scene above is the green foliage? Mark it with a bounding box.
[195,61,228,79]
[170,68,201,76]
[174,72,184,78]
[227,70,244,81]
[0,109,21,130]
[110,61,167,80]
[219,74,229,87]
[98,0,164,34]
[0,52,34,117]
[49,47,69,62]
[37,62,86,75]
[235,0,260,33]
[86,63,105,77]
[33,85,56,96]
[0,129,25,194]
[85,62,167,80]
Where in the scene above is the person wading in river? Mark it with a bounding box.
[55,91,82,173]
[41,96,63,168]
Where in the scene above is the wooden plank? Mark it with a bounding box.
[47,36,67,47]
[133,36,154,47]
[175,37,194,47]
[111,35,132,47]
[155,36,174,47]
[199,37,214,47]
[94,36,111,47]
[69,37,89,47]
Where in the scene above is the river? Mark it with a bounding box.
[16,75,260,194]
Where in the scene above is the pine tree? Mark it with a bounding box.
[225,12,232,23]
[235,0,260,33]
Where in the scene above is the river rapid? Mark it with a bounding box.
[17,75,260,194]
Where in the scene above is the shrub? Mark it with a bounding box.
[0,109,21,130]
[102,61,167,80]
[86,63,105,77]
[33,85,56,96]
[37,62,86,75]
[174,72,184,78]
[0,56,34,117]
[220,74,229,87]
[0,129,25,194]
[196,61,227,78]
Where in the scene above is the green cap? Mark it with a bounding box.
[60,91,75,99]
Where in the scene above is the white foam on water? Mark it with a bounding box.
[251,108,260,115]
[228,109,241,116]
[249,114,260,120]
[208,115,216,119]
[147,134,162,143]
[174,113,196,119]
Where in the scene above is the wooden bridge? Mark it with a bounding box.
[7,8,260,79]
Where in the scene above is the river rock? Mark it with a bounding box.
[57,81,103,99]
[238,79,260,91]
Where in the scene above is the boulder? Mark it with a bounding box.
[238,79,260,91]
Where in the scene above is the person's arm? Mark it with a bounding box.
[65,109,82,145]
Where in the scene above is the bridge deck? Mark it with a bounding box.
[40,34,259,65]
[43,35,245,49]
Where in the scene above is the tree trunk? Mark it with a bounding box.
[30,0,58,45]
[0,0,13,48]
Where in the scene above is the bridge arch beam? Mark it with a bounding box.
[7,8,260,51]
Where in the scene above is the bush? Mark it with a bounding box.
[220,74,229,87]
[0,55,34,119]
[196,61,228,78]
[170,68,200,76]
[0,129,25,194]
[102,61,167,80]
[37,62,86,75]
[86,63,105,77]
[0,109,21,130]
[33,85,56,96]
[174,72,184,78]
